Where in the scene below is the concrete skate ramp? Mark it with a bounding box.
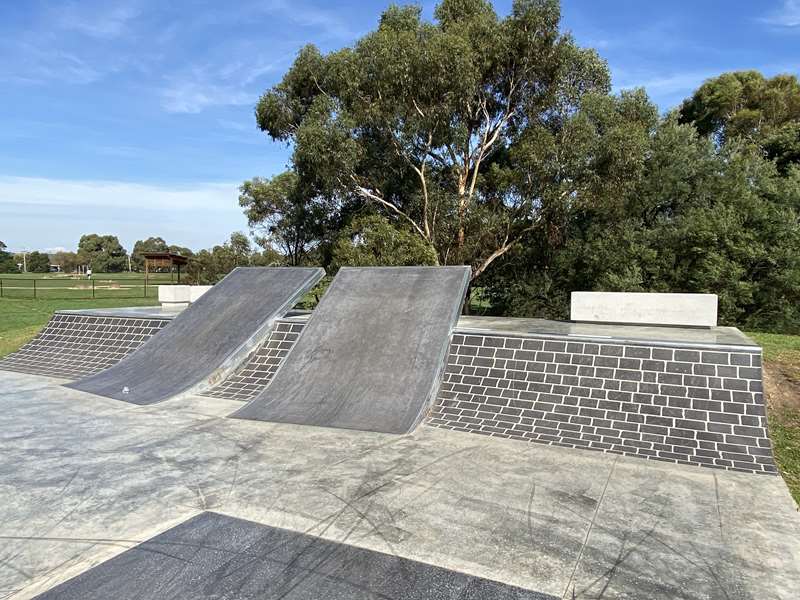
[66,267,324,404]
[232,266,470,433]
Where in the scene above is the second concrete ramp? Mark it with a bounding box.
[66,267,323,405]
[232,266,470,434]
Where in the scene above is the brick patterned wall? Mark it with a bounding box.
[202,319,306,401]
[427,333,776,475]
[0,312,170,380]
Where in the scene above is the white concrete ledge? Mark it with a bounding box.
[158,285,214,306]
[570,292,718,328]
[158,285,190,305]
[189,285,213,303]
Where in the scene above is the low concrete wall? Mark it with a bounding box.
[571,292,718,327]
[158,285,190,305]
[189,285,213,303]
[428,330,775,475]
[158,285,212,306]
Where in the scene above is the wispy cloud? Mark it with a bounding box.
[0,41,103,84]
[0,175,247,250]
[761,0,800,28]
[159,53,287,113]
[50,1,141,39]
[0,175,238,211]
[161,80,256,114]
[615,70,720,96]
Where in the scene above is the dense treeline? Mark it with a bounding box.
[241,0,800,333]
[0,233,272,283]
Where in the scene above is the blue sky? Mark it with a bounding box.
[1,0,798,254]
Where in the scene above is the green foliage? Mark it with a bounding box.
[485,115,800,332]
[242,0,800,334]
[239,172,334,266]
[331,215,438,270]
[131,236,168,270]
[26,251,51,273]
[679,71,800,173]
[131,237,192,271]
[251,0,611,279]
[77,234,128,273]
[50,251,80,273]
[0,241,18,273]
[185,232,260,284]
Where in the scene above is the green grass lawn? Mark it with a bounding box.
[747,331,800,504]
[0,271,176,280]
[0,272,176,301]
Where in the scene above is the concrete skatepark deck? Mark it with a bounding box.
[65,267,324,404]
[232,266,471,434]
[1,370,799,599]
[33,512,554,600]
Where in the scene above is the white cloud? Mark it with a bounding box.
[615,70,719,95]
[0,175,248,250]
[158,53,287,113]
[0,175,238,211]
[51,1,141,39]
[761,1,800,28]
[0,42,103,85]
[161,80,256,114]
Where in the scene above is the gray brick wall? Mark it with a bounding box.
[427,332,776,475]
[202,319,306,401]
[0,313,170,380]
[191,316,775,475]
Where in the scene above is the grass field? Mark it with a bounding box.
[0,293,797,504]
[0,272,177,301]
[749,332,800,504]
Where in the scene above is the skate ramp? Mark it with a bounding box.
[232,266,470,434]
[66,267,324,404]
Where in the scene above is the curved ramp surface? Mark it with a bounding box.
[232,266,470,433]
[66,267,324,404]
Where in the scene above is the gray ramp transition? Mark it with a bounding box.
[232,266,470,434]
[66,267,324,404]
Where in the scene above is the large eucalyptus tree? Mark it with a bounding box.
[244,0,611,279]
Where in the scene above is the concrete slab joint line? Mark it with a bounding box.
[232,266,471,434]
[65,267,324,405]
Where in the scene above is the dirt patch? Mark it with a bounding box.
[763,361,800,413]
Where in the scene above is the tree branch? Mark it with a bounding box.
[471,219,540,281]
[351,178,427,239]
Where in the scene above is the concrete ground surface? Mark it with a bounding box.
[1,370,799,599]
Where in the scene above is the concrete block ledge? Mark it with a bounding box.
[571,291,718,327]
